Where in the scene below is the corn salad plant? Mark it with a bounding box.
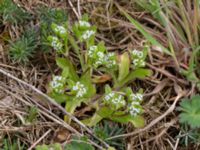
[48,14,151,127]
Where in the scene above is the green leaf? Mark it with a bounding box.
[64,139,95,150]
[56,57,68,68]
[56,57,79,81]
[50,143,62,150]
[118,52,130,81]
[36,144,62,150]
[105,84,112,94]
[65,98,81,114]
[82,113,103,127]
[97,106,114,118]
[64,98,82,122]
[107,147,116,150]
[80,71,96,97]
[111,114,145,127]
[178,95,200,128]
[61,68,69,78]
[49,93,68,103]
[35,145,48,150]
[121,9,171,55]
[124,87,133,96]
[118,68,152,87]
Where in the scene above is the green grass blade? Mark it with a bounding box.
[194,0,199,46]
[121,8,171,55]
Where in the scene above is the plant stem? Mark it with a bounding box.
[68,34,85,70]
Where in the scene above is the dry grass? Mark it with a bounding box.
[0,0,199,149]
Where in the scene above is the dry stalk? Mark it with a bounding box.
[0,68,109,149]
[28,129,51,150]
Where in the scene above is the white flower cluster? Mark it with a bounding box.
[87,46,117,68]
[104,53,117,68]
[72,82,87,98]
[88,46,98,57]
[50,76,65,93]
[133,59,145,67]
[81,30,95,40]
[88,45,105,68]
[131,49,144,58]
[94,51,105,67]
[130,93,143,101]
[104,92,126,109]
[54,25,67,35]
[50,36,63,51]
[78,20,91,27]
[128,93,143,116]
[88,46,117,68]
[131,49,145,68]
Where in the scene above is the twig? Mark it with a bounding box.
[174,131,181,150]
[0,84,80,135]
[67,0,80,19]
[131,119,177,149]
[77,0,81,16]
[0,68,109,149]
[28,129,51,150]
[0,85,105,150]
[147,63,189,85]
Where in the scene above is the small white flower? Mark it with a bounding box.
[50,76,65,93]
[89,46,97,51]
[54,25,67,35]
[81,30,95,40]
[132,49,144,58]
[51,36,63,51]
[104,52,117,68]
[128,93,143,116]
[141,61,145,66]
[129,106,141,116]
[93,52,105,67]
[72,82,87,98]
[79,20,91,27]
[88,46,97,57]
[133,59,145,68]
[107,53,115,57]
[131,101,140,105]
[97,51,104,58]
[131,49,146,68]
[104,92,125,109]
[130,93,143,101]
[94,60,103,66]
[133,59,139,66]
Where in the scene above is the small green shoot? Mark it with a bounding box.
[93,121,125,150]
[9,28,38,63]
[25,106,38,123]
[0,0,30,25]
